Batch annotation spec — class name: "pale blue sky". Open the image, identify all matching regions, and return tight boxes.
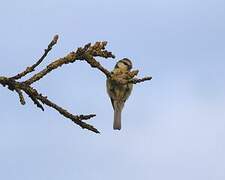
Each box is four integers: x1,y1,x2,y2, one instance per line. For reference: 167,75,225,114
0,0,225,179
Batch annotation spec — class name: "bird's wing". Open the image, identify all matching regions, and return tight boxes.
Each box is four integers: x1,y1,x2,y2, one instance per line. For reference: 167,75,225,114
122,83,133,102
110,98,115,110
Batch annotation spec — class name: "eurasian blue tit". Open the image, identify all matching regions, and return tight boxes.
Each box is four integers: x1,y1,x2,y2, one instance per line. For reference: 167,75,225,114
106,58,133,130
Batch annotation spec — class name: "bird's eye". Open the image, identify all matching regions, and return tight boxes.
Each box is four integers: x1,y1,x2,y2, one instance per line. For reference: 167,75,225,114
122,61,130,67
122,62,132,70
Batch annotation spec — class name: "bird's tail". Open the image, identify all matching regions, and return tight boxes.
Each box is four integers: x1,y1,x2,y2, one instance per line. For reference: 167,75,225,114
113,102,124,130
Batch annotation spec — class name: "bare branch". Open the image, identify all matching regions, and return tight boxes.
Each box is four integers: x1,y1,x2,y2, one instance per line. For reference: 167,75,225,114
11,35,59,80
15,89,26,105
24,51,78,85
0,76,99,133
24,41,115,85
82,54,111,77
34,91,99,133
23,88,45,111
129,76,152,84
0,36,151,134
108,69,151,86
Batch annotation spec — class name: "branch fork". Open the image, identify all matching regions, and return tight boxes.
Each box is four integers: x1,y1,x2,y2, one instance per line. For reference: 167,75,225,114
0,35,151,133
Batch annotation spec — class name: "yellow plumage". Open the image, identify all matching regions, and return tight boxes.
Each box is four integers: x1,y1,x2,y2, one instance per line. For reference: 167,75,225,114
106,59,133,130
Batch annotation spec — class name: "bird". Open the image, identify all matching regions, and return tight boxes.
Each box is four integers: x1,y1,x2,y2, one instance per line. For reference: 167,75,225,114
106,58,133,130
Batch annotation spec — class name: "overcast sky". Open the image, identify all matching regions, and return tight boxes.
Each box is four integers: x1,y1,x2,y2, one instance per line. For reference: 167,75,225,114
0,0,225,179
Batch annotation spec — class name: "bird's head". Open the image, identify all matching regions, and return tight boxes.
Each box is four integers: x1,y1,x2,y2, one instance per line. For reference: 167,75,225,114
114,58,133,71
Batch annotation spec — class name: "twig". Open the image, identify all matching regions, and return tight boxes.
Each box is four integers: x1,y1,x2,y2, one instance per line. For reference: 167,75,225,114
11,35,59,80
0,76,99,133
24,41,115,85
23,88,45,111
15,89,26,105
0,36,151,134
33,90,99,133
129,76,152,84
82,54,111,77
24,51,78,85
108,70,151,85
